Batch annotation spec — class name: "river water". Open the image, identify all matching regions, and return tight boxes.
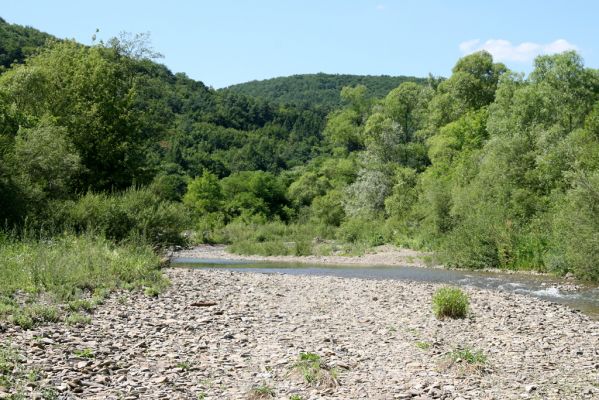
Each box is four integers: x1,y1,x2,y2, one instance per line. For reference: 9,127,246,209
173,257,599,319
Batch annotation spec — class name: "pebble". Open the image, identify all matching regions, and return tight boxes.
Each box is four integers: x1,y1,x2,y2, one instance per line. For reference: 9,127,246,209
1,268,598,399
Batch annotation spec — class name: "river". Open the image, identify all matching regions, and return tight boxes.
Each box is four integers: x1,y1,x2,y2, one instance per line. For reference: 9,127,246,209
172,257,599,319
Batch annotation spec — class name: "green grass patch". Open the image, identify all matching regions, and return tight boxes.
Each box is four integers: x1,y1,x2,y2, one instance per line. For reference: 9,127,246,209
432,287,469,319
291,352,339,388
415,341,431,350
72,348,94,359
65,312,91,326
248,384,275,399
444,347,488,373
0,233,168,328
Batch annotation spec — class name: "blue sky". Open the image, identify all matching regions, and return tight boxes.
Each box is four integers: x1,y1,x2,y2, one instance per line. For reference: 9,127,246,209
2,1,596,88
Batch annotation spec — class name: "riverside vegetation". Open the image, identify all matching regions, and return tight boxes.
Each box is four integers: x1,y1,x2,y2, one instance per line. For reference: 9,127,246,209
0,15,597,324
1,17,599,288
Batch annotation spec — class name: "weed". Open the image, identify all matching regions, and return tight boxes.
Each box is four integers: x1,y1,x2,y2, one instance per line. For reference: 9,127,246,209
289,395,303,400
11,314,33,330
72,348,94,359
70,313,91,326
432,287,469,319
68,299,95,312
415,341,431,350
448,347,487,365
27,305,60,323
144,286,161,297
292,352,339,388
248,384,275,399
65,312,91,326
176,361,192,370
442,347,488,374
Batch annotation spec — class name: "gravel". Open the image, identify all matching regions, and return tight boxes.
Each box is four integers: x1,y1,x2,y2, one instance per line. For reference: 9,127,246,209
2,268,598,399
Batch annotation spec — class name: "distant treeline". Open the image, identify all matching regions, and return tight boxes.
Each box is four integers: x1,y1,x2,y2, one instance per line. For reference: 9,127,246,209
225,73,428,110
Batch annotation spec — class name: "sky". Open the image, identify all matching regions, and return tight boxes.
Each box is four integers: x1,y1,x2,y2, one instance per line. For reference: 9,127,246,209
2,1,597,88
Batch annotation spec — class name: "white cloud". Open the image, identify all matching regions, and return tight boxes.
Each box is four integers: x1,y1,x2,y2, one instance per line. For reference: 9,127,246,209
458,38,578,62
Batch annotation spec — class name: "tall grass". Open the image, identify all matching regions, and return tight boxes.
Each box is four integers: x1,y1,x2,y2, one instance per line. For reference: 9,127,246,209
0,232,168,328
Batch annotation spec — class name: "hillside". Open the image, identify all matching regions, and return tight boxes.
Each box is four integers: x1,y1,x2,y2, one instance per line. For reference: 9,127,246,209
225,73,427,109
0,17,55,71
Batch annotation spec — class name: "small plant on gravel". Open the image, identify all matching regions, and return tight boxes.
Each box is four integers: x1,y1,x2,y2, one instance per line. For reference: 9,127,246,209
73,348,94,359
432,287,469,319
448,347,487,365
292,352,339,388
11,313,34,330
289,395,304,400
415,341,431,350
144,286,161,297
27,305,61,324
176,361,192,370
68,299,95,312
248,384,275,399
65,312,92,326
443,347,488,374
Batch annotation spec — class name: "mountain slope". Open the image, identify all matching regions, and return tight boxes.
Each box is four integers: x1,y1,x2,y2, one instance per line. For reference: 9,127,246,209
224,73,427,109
0,17,55,71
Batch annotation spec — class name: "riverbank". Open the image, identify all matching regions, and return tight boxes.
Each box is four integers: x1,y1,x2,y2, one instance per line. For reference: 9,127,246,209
2,268,597,399
174,244,436,268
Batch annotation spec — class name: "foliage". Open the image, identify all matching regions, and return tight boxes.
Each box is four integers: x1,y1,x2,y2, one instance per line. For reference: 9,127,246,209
432,287,469,319
225,73,426,110
58,187,188,247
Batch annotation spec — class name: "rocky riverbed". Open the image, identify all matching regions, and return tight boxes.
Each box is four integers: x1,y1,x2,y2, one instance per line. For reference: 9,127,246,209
175,244,434,268
2,268,598,399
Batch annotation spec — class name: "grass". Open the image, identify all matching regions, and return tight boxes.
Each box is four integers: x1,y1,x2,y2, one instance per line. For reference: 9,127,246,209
72,348,94,359
0,232,169,329
0,344,57,397
216,221,369,257
289,395,303,400
248,384,275,399
65,312,92,326
448,347,487,364
443,347,488,373
415,341,431,350
291,352,339,388
432,286,470,319
176,361,192,370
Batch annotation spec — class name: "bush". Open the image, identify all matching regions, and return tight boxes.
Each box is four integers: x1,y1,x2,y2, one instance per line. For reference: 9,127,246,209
337,215,387,246
432,287,469,319
59,187,189,247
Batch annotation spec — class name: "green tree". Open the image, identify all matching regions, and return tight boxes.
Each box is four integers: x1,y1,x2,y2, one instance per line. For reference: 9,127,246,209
183,171,223,215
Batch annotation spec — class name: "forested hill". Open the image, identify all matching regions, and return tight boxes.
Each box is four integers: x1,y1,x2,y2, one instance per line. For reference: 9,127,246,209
0,17,55,71
225,73,427,109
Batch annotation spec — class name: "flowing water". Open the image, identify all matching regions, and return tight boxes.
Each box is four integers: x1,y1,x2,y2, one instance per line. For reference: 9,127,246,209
173,257,599,319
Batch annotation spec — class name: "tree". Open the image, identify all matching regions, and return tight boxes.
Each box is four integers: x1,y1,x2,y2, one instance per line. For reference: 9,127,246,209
183,171,223,215
13,122,81,202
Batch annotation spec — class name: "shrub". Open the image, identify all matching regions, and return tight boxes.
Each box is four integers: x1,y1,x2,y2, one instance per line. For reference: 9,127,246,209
61,187,189,247
432,287,469,319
